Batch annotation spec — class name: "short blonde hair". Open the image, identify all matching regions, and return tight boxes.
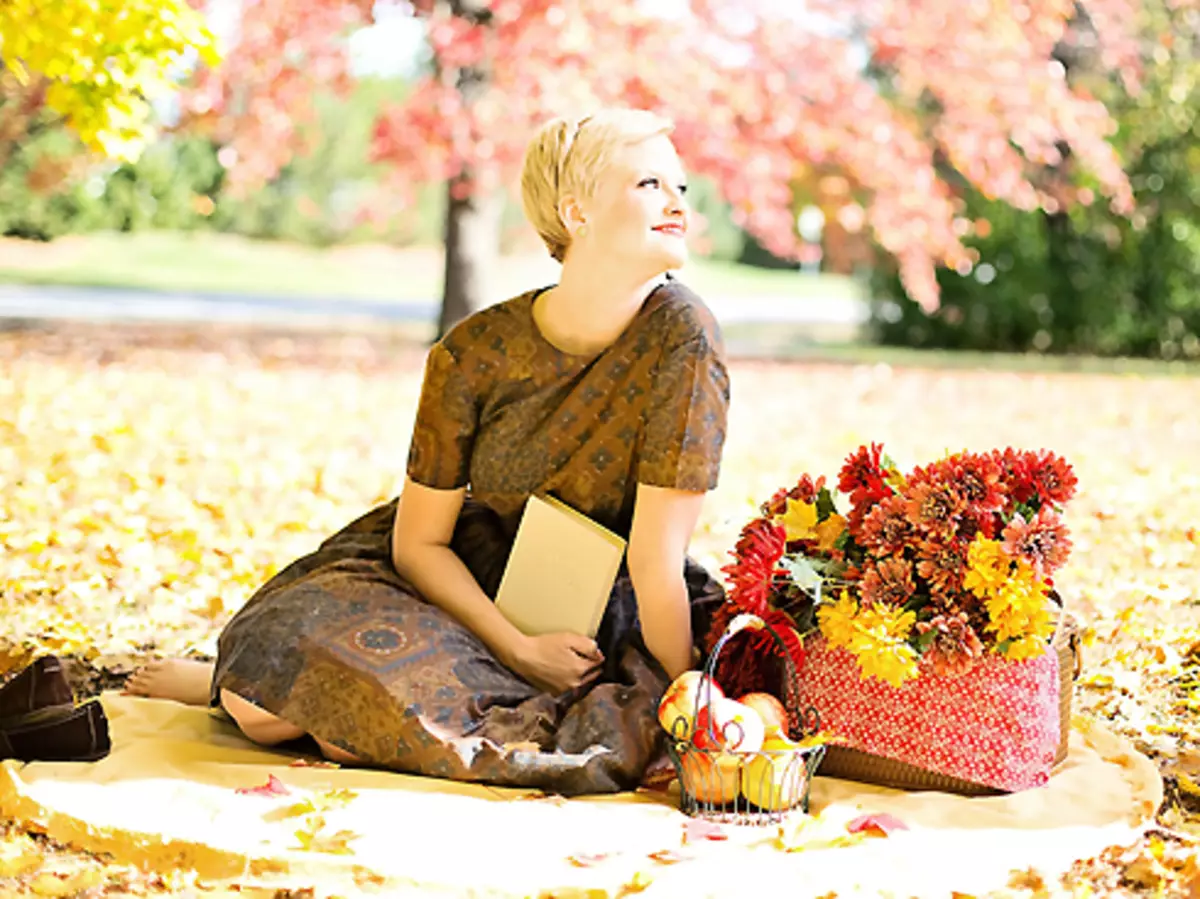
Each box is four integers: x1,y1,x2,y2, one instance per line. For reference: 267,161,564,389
521,108,674,263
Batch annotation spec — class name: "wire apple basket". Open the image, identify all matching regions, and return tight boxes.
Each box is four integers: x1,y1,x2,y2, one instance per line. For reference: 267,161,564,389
663,613,827,826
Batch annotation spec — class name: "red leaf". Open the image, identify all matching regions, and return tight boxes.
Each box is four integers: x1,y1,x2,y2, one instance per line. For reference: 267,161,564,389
682,819,728,843
846,813,909,837
235,774,291,797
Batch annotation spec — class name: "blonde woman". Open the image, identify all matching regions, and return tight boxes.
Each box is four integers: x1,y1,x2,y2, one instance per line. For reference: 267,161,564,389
127,109,730,792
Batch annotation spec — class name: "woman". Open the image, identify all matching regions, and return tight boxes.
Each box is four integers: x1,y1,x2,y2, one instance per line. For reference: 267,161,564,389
126,108,731,793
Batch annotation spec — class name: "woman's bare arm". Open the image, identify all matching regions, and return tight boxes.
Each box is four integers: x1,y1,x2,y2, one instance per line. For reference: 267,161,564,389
627,484,707,680
391,478,526,667
392,478,602,693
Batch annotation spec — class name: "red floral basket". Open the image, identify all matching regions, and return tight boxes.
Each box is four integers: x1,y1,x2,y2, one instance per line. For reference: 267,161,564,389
708,445,1081,794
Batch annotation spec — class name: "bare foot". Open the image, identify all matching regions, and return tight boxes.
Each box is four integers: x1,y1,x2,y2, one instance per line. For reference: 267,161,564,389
124,659,215,707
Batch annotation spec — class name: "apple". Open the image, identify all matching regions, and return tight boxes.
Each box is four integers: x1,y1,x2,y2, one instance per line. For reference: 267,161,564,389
740,733,809,812
657,671,725,740
680,749,741,805
736,692,788,735
692,697,766,754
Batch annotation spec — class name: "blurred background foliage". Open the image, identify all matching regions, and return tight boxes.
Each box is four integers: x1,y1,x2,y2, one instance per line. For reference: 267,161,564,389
1,1,1198,359
871,3,1200,359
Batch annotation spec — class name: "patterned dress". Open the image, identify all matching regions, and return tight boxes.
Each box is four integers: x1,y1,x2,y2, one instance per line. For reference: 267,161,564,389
212,280,731,793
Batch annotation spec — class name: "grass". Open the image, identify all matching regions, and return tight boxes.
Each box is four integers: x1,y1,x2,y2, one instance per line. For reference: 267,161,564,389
0,230,863,303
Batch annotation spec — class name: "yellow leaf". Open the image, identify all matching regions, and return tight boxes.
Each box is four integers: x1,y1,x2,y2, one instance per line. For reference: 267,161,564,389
294,815,359,855
0,835,43,877
1177,773,1200,800
814,514,846,552
279,788,358,819
616,870,654,896
777,499,818,541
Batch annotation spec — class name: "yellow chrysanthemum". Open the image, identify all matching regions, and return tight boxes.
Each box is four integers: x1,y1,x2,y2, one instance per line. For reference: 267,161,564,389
817,590,860,650
856,605,917,639
964,536,1010,598
840,605,920,687
1003,635,1050,662
847,625,920,688
985,571,1055,643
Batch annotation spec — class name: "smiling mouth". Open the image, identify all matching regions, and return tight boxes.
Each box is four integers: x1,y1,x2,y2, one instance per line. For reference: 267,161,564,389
653,225,686,236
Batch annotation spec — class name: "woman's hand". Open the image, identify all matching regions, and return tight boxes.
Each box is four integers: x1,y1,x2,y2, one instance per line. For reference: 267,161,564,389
508,632,604,695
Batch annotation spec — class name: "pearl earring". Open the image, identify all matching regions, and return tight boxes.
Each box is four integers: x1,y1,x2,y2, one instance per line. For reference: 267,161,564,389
577,224,589,239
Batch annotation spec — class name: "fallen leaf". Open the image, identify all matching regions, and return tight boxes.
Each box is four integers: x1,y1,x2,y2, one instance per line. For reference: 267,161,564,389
1178,773,1200,801
235,773,291,797
1007,868,1047,891
647,848,693,865
567,852,614,868
774,817,865,853
616,870,654,896
279,788,357,818
846,813,909,837
293,816,358,855
682,819,728,843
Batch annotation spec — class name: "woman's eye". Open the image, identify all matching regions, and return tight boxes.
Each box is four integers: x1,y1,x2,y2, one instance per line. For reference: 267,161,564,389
677,184,688,195
638,177,660,188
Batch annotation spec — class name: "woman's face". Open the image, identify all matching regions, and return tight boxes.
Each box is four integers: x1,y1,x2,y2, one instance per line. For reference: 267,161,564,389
573,134,690,276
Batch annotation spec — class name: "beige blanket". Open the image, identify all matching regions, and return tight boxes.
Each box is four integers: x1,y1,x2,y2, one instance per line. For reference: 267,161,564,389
0,693,1162,898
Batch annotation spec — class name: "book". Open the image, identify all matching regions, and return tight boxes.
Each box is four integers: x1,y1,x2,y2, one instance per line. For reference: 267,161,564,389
493,494,626,639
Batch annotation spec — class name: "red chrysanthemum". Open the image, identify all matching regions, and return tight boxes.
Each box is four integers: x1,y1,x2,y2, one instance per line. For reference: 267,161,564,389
916,612,985,677
904,480,967,536
759,473,827,517
954,508,998,544
720,518,787,614
838,443,891,505
1001,507,1073,576
707,605,806,701
915,538,967,597
858,557,917,608
859,494,916,554
948,453,1005,513
1025,450,1079,507
990,448,1036,506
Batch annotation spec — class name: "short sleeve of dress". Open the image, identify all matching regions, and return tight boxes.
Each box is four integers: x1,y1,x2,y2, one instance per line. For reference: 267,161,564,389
406,342,478,490
637,302,731,492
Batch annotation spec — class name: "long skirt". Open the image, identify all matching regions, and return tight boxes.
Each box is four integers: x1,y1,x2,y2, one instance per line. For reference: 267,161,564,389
212,497,725,794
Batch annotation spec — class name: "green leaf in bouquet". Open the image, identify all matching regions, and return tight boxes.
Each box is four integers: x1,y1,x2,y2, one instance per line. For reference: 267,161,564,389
815,486,837,521
834,528,852,553
780,555,825,599
913,627,938,651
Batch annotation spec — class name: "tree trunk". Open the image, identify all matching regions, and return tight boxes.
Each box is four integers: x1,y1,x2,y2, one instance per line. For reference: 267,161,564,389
435,0,498,340
438,172,501,338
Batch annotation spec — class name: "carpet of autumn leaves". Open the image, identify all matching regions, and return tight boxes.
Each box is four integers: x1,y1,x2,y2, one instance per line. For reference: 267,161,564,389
1,321,1199,897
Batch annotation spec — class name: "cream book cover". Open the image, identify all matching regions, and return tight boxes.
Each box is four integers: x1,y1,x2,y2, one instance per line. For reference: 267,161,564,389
493,494,626,638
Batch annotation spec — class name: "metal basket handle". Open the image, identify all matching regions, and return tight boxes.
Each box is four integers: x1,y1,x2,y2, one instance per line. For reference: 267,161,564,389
693,612,821,745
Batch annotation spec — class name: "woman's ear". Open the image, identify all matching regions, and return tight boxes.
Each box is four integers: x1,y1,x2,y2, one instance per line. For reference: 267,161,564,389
558,194,588,238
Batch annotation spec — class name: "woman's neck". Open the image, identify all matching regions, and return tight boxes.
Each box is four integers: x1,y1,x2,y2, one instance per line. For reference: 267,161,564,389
536,261,666,356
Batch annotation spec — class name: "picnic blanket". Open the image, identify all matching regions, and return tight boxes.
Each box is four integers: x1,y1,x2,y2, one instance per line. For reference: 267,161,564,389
0,693,1162,898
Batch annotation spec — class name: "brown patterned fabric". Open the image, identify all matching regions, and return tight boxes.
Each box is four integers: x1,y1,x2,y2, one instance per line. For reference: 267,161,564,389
213,281,731,793
408,281,730,536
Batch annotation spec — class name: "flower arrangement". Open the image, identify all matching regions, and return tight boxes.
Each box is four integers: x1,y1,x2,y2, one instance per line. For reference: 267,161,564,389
713,445,1077,689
